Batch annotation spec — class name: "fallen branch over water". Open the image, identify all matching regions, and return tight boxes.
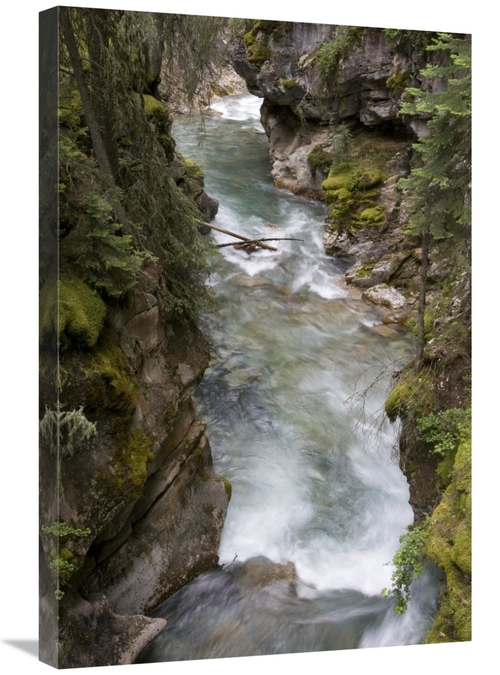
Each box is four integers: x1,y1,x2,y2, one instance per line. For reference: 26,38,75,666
217,237,303,251
197,219,303,253
197,219,278,251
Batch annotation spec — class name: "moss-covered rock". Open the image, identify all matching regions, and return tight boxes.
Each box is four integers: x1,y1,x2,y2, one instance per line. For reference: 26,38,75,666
355,205,384,225
142,94,174,158
243,23,272,64
322,168,356,191
357,168,383,189
40,277,107,348
107,429,155,503
83,338,140,416
307,143,333,176
278,77,297,90
425,426,471,643
220,476,232,501
384,368,435,423
386,69,410,93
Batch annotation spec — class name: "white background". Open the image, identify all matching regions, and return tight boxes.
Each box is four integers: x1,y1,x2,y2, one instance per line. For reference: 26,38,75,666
0,1,494,673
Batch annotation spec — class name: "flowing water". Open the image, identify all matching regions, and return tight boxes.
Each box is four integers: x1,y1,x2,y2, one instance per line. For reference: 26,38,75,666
139,94,439,662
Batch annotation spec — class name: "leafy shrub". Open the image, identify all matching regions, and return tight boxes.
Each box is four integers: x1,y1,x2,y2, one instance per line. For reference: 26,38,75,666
41,521,92,599
382,523,429,613
417,407,470,457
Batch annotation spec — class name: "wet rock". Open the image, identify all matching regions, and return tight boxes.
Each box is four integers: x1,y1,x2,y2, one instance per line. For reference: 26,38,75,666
346,251,411,288
195,190,219,223
233,558,296,594
81,435,228,616
232,273,274,288
362,283,407,310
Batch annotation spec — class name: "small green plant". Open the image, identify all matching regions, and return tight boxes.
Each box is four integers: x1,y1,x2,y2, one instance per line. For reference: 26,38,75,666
417,407,470,457
316,27,362,86
382,523,429,614
41,523,92,540
41,521,91,600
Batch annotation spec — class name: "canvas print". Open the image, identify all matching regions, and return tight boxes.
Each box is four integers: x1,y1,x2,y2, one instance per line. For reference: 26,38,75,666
39,6,471,668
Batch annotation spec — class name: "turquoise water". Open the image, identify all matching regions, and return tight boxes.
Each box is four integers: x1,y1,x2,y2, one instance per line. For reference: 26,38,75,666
139,94,439,662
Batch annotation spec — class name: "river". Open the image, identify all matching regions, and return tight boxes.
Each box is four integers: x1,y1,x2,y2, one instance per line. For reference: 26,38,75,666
139,94,439,663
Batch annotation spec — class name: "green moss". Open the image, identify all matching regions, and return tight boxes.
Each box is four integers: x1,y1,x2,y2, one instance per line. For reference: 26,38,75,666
248,42,271,64
200,470,231,501
451,527,471,575
436,455,455,487
322,170,355,191
220,476,232,501
333,187,352,201
108,429,155,502
308,144,333,176
425,426,471,643
143,94,169,121
386,70,410,93
356,168,383,189
322,165,381,192
244,22,272,64
384,368,435,422
84,338,139,416
59,547,74,561
356,206,384,224
178,155,204,181
355,263,375,279
141,94,173,156
243,30,256,48
279,77,297,90
40,277,106,348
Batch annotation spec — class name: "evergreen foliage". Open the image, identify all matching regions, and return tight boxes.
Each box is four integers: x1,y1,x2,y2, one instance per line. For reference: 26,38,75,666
398,33,471,241
57,8,221,317
383,29,434,54
396,33,471,369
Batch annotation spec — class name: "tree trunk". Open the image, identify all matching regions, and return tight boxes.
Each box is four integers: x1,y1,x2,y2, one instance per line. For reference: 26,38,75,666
85,9,120,180
60,7,130,230
415,230,430,371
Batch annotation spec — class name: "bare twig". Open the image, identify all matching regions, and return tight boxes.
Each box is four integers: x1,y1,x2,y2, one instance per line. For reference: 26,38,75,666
345,357,411,457
222,553,238,570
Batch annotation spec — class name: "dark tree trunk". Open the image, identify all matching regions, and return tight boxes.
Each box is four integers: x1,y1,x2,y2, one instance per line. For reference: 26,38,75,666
85,9,120,180
60,7,130,231
415,230,430,371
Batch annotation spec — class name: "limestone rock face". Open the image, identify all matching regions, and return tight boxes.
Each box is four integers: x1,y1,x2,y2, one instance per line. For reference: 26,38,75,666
40,591,166,669
39,259,229,667
230,22,427,312
232,24,425,130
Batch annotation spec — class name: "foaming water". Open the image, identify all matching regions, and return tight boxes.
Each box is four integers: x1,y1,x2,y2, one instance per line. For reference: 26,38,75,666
139,95,439,663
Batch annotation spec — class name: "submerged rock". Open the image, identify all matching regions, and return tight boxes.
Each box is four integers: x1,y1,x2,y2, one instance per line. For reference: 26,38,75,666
233,557,296,594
